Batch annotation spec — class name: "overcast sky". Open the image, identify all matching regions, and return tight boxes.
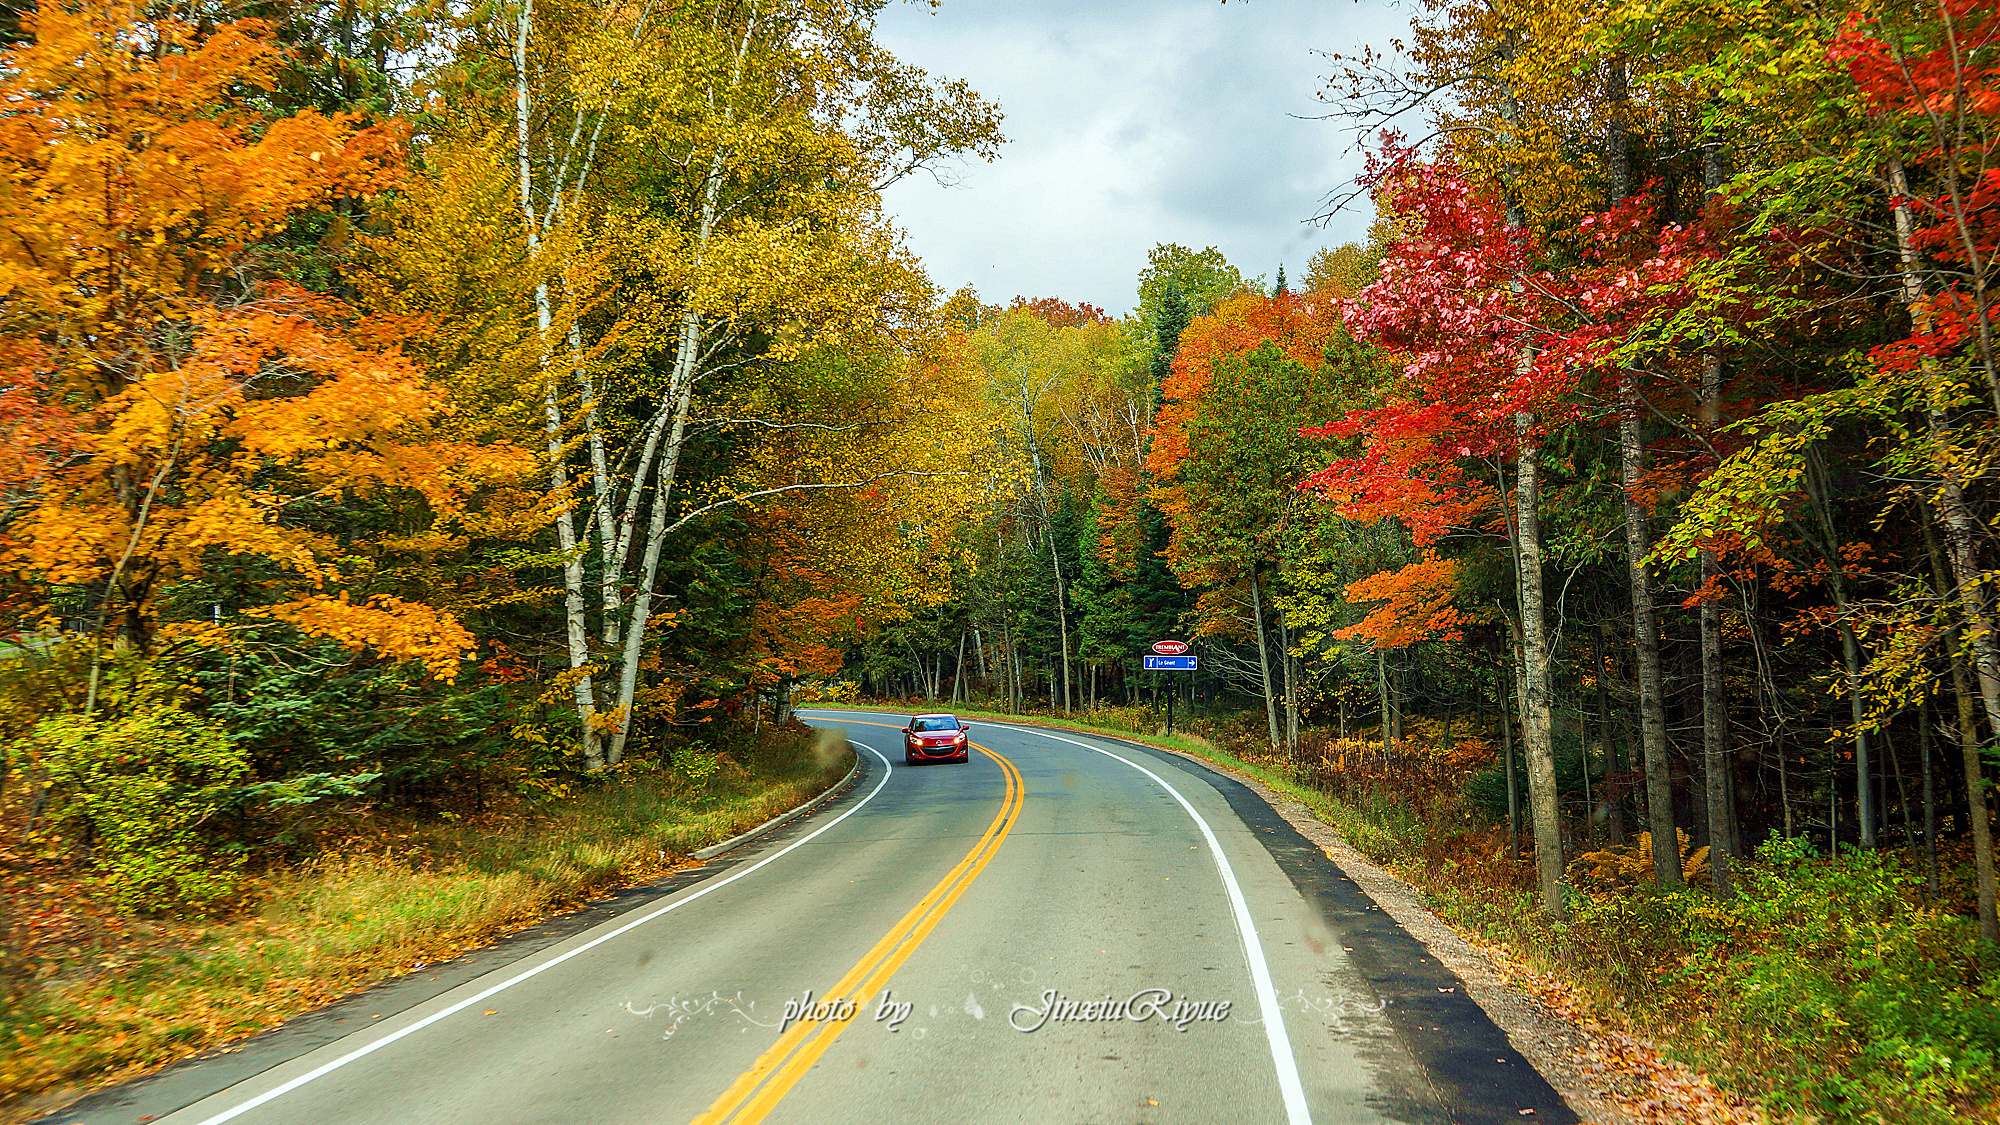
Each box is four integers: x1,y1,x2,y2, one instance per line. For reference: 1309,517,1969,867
874,0,1410,317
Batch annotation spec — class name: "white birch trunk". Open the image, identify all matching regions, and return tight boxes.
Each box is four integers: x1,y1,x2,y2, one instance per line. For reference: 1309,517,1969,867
1496,40,1564,918
1620,386,1680,884
604,6,760,765
578,327,620,648
517,0,601,769
1891,157,1999,940
1517,406,1565,919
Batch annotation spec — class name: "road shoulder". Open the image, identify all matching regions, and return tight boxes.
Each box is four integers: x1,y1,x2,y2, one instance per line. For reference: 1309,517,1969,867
1121,739,1769,1125
1169,754,1634,1125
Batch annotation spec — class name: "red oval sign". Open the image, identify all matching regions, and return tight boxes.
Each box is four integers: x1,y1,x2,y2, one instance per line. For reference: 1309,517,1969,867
1151,639,1189,655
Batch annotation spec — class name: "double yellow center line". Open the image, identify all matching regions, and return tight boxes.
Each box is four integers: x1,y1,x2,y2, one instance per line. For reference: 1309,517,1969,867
691,735,1024,1125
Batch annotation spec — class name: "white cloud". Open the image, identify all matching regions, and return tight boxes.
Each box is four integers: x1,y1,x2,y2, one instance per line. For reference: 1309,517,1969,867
875,0,1408,315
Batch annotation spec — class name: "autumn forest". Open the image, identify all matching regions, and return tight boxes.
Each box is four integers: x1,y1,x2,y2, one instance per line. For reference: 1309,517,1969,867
4,0,2000,1122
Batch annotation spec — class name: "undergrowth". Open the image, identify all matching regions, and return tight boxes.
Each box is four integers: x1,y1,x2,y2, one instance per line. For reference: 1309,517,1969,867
0,723,851,1122
1238,739,2000,1125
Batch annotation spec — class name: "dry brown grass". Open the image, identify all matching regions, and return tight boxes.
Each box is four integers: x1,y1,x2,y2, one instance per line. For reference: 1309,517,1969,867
0,731,849,1123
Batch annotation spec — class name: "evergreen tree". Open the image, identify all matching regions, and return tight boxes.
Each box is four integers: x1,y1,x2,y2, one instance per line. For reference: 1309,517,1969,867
1148,281,1193,406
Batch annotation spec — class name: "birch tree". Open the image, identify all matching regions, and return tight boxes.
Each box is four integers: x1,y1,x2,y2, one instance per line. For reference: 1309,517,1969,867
389,0,998,767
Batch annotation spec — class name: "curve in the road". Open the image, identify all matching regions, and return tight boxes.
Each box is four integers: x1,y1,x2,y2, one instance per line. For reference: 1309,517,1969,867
694,734,1024,1124
992,724,1311,1125
901,713,1582,1125
38,711,1583,1125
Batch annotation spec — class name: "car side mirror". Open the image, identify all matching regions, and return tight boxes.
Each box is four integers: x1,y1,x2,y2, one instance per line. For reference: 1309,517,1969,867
960,723,972,732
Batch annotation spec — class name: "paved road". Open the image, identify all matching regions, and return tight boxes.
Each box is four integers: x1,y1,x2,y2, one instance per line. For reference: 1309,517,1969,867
47,712,1576,1125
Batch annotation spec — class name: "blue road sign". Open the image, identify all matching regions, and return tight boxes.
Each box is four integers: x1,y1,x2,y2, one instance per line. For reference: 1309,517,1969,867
1143,654,1197,671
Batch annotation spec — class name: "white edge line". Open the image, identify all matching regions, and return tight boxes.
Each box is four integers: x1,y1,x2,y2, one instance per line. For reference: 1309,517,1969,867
984,721,1313,1125
183,740,891,1125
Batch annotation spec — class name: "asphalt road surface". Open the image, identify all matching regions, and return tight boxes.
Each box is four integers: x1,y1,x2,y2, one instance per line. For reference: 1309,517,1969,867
46,711,1577,1125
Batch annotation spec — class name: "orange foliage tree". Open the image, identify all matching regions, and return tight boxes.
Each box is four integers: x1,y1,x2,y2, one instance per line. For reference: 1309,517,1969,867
1333,551,1467,649
1146,290,1347,492
0,1,529,681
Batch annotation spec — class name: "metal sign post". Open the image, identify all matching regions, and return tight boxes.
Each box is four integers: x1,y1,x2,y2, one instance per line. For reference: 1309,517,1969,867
1145,641,1196,734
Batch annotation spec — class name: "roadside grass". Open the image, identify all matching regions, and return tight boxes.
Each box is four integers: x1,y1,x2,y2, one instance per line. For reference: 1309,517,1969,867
0,724,852,1123
836,698,2000,1125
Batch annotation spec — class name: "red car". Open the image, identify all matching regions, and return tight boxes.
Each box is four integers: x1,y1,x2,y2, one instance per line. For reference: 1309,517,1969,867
903,714,971,765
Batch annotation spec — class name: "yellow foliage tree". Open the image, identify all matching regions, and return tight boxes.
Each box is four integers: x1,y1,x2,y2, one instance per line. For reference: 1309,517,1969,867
361,0,1001,765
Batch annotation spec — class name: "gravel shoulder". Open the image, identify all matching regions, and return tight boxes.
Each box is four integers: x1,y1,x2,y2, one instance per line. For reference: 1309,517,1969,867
1148,742,1770,1125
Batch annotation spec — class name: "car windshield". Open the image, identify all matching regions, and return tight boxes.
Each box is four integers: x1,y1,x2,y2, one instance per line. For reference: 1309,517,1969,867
911,716,958,732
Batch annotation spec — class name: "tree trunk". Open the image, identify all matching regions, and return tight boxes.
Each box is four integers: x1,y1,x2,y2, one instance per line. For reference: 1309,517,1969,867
1886,723,1913,852
1624,649,1648,832
1799,455,1875,856
516,0,601,769
1697,159,1734,891
1921,703,1939,899
1048,530,1073,715
1377,646,1392,760
1952,646,1998,943
605,9,760,765
1598,622,1627,845
1620,378,1678,884
1607,53,1680,883
1516,410,1566,918
1289,651,1302,750
1390,661,1405,745
1928,519,2000,943
1761,670,1792,839
1011,624,1023,713
1279,609,1299,752
580,344,621,650
1890,156,1998,941
1840,618,1874,848
608,325,700,765
1500,670,1521,861
1926,424,2000,764
1495,45,1564,915
1249,567,1282,746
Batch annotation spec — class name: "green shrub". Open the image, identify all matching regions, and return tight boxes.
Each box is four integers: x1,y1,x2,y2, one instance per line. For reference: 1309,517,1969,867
670,740,722,783
1555,844,2000,1124
1703,847,2000,1123
28,707,250,915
